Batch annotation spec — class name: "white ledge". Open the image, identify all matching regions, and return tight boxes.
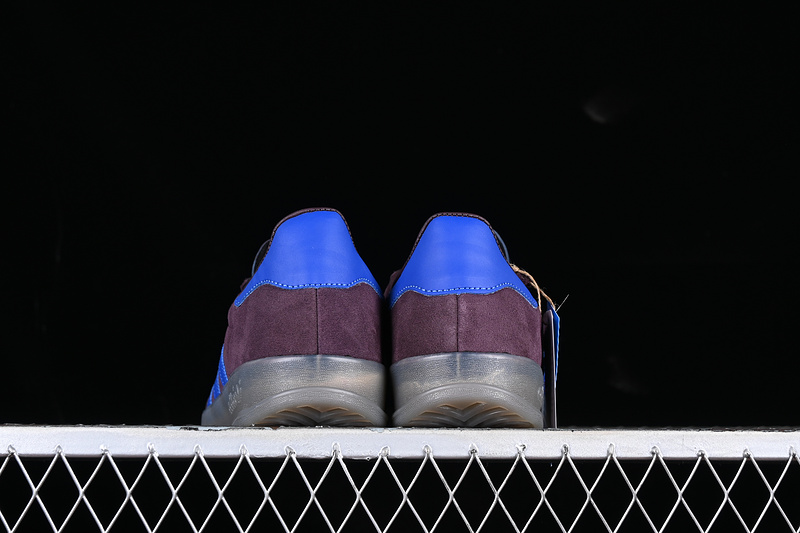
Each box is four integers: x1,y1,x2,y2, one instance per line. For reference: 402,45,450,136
2,426,798,460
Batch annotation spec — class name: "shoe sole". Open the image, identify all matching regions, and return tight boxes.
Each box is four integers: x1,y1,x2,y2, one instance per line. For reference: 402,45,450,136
201,355,388,427
391,352,544,428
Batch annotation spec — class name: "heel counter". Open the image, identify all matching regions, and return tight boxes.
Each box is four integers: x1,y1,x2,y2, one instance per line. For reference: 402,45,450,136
236,209,380,307
388,214,537,308
390,214,541,364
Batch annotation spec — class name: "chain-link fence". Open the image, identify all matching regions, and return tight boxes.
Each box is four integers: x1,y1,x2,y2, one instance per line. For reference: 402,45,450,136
1,427,798,532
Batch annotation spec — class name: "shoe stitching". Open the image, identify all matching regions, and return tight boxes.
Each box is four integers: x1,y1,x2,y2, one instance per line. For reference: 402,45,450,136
455,293,460,352
236,277,381,305
314,288,320,355
390,282,538,308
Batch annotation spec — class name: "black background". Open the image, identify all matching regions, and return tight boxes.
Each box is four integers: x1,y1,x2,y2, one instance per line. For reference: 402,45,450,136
4,4,797,428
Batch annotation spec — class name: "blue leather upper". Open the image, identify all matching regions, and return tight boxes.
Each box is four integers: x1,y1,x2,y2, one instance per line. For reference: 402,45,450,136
389,214,537,308
235,210,381,306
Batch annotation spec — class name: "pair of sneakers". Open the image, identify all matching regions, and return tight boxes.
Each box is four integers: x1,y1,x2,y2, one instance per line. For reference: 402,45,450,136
201,208,556,428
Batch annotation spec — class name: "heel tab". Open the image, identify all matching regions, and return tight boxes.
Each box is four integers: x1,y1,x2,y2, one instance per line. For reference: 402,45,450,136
236,208,380,306
388,213,537,308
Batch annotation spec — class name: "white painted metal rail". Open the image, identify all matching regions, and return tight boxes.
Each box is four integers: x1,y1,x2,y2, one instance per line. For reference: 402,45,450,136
2,426,799,532
4,426,799,460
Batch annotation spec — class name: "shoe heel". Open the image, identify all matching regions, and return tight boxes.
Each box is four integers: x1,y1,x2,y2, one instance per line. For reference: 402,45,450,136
391,352,544,427
202,355,387,426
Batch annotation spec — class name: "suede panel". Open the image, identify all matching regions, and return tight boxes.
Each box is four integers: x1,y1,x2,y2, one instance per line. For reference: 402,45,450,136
391,292,458,363
458,289,542,365
222,283,383,375
317,284,382,362
223,285,318,374
391,288,541,365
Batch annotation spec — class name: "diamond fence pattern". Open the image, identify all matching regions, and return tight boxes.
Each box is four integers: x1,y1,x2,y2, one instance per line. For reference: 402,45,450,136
1,427,799,532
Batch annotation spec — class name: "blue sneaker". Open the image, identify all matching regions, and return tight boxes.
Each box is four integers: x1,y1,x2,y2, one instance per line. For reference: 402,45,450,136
386,213,551,427
202,208,388,426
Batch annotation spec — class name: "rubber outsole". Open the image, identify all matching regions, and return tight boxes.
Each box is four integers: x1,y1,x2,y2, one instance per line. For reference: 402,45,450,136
390,352,544,428
201,355,388,427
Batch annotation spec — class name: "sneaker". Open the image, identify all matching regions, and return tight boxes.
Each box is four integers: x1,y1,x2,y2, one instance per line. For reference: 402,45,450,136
202,208,388,426
386,213,549,427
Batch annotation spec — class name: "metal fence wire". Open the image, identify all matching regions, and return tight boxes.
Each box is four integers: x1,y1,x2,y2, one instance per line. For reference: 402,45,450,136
1,427,798,533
